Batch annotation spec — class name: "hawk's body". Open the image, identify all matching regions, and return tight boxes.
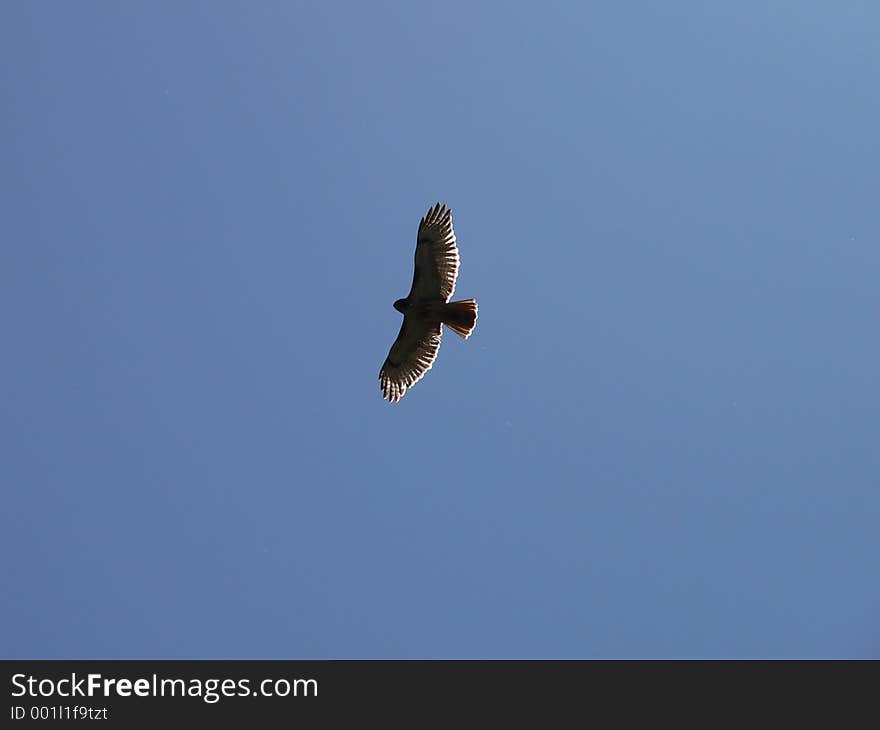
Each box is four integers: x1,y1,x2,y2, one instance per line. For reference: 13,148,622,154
379,203,478,402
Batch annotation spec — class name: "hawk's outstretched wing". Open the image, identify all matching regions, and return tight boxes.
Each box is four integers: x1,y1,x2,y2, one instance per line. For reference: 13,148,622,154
407,203,459,302
379,315,442,403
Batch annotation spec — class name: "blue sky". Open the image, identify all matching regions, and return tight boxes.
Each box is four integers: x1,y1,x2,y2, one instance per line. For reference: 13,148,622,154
3,2,878,658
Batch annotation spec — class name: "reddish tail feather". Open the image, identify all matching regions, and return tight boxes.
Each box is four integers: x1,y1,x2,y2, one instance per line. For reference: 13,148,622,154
442,299,478,339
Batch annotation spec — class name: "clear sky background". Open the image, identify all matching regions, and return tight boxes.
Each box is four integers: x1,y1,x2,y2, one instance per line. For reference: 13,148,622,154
3,2,878,659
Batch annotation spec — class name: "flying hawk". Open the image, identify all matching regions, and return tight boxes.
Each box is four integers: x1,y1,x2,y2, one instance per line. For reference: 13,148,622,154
379,203,478,402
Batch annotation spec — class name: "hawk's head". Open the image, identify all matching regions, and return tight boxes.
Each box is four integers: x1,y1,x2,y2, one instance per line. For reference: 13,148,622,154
393,298,409,313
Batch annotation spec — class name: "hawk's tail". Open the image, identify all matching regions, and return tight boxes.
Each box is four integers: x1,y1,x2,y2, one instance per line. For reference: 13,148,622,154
442,299,478,339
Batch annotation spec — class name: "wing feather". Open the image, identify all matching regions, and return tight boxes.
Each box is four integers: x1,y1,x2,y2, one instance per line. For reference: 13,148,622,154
408,203,460,302
379,315,442,403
